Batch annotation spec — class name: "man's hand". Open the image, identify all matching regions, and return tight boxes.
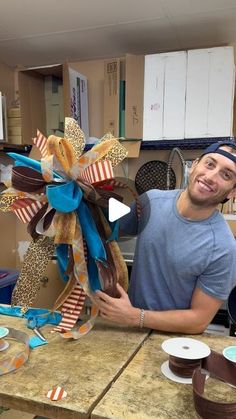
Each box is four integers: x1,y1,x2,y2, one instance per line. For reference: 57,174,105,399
93,283,140,327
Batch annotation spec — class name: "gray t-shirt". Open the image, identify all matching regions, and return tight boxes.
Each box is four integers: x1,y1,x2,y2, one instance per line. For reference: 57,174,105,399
120,189,236,310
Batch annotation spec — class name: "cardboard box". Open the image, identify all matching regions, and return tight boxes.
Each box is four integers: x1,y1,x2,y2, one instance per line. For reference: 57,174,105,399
16,59,109,144
0,211,16,268
15,218,65,309
16,63,90,144
7,107,21,118
8,135,22,144
104,58,120,137
125,54,144,140
8,126,21,136
67,67,89,139
121,140,141,158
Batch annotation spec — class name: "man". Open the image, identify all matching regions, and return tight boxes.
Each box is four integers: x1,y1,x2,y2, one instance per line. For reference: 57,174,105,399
94,141,236,334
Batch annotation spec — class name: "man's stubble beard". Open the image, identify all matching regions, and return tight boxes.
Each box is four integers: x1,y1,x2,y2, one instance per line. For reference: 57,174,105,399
186,181,229,208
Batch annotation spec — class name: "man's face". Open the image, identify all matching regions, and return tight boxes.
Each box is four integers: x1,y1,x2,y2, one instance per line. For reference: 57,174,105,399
187,148,236,207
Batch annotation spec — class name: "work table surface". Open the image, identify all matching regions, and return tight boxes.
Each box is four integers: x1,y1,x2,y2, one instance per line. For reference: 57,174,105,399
92,331,236,419
0,313,236,419
0,314,149,419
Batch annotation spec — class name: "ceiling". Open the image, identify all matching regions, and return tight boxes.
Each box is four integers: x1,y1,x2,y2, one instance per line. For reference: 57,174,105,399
1,0,236,68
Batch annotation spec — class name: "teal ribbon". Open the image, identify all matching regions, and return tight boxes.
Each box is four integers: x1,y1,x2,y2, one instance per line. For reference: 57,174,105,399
101,209,120,242
77,200,106,262
46,180,82,212
46,180,106,290
0,305,61,329
56,244,70,282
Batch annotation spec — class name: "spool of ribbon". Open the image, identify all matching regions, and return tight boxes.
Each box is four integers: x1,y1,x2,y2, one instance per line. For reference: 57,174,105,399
193,350,236,419
0,327,9,351
0,327,30,375
161,337,211,384
168,355,202,379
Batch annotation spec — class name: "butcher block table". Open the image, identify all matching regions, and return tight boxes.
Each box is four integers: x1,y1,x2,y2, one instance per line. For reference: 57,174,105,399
91,331,236,419
0,313,150,419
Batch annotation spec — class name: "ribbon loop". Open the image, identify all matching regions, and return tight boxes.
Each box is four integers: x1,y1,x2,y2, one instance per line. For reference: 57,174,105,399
47,181,82,213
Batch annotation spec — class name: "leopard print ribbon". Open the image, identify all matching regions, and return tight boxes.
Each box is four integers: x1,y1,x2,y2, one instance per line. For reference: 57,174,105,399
11,236,55,313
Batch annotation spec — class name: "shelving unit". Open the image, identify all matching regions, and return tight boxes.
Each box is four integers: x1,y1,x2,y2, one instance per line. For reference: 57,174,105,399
2,136,235,154
85,136,236,152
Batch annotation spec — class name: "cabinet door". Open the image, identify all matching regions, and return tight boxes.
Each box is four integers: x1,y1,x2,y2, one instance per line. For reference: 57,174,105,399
208,47,235,137
185,49,209,138
143,54,164,140
143,51,187,140
185,46,235,138
162,51,187,139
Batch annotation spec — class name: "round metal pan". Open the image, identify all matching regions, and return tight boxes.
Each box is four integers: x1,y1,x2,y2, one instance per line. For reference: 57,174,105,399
135,160,176,195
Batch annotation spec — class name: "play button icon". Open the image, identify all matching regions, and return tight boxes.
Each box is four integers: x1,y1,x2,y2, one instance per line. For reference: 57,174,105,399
108,198,131,222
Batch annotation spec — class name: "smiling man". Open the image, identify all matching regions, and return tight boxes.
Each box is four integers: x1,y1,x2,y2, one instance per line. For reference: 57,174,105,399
94,141,236,334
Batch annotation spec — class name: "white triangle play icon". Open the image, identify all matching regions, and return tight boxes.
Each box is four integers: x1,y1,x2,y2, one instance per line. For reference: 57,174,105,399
108,198,131,222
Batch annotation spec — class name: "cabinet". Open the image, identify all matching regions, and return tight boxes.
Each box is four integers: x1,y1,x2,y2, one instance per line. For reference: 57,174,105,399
185,47,235,138
143,51,187,140
141,46,235,141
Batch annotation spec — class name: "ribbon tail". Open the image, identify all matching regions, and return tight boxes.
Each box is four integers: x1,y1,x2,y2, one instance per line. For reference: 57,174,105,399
61,304,99,340
52,283,86,333
51,273,77,312
11,236,55,312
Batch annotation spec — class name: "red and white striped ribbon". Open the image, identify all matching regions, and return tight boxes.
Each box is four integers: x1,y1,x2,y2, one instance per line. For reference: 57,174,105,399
80,160,114,185
53,283,86,332
33,129,48,158
11,198,44,223
46,386,67,401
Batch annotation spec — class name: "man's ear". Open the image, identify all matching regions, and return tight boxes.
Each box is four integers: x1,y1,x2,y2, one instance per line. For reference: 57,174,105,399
189,158,199,173
226,187,236,201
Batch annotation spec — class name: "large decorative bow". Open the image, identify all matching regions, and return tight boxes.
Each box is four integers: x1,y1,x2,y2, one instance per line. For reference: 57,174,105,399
0,118,129,339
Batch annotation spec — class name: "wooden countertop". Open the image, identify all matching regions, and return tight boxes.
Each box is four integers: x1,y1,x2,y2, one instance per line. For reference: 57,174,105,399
0,314,149,419
91,331,236,419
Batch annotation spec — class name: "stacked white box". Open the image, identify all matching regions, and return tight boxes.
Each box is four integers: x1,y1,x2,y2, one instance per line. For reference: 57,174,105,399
143,51,187,140
142,46,235,141
185,46,235,138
